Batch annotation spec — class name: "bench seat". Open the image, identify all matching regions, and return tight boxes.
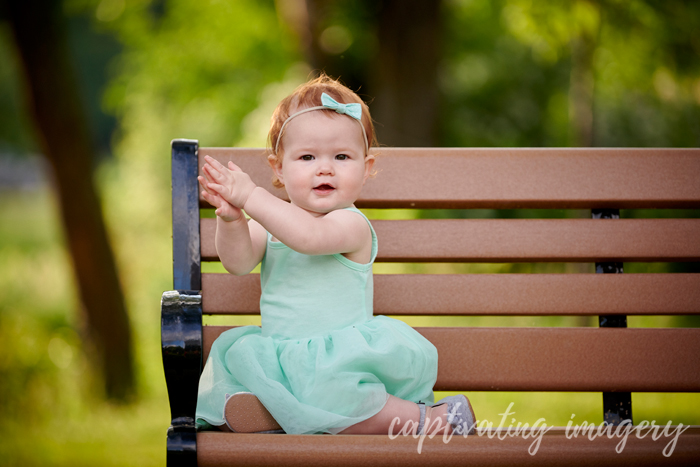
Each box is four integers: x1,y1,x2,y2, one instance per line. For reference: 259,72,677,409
197,428,700,467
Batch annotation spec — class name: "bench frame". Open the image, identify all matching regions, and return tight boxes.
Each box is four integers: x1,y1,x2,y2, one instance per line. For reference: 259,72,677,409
163,139,202,467
162,139,700,466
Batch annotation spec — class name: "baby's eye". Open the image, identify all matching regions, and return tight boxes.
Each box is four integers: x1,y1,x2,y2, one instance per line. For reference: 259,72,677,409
301,155,315,161
335,154,349,160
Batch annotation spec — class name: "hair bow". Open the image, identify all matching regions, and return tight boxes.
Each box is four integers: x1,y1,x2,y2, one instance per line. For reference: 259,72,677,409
274,92,369,155
321,93,362,120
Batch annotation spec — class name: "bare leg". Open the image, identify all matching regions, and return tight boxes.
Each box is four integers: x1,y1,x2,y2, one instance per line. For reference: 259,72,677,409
339,395,418,434
339,395,453,435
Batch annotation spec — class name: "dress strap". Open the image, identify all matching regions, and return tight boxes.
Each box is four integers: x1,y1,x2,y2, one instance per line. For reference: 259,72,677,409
340,207,378,265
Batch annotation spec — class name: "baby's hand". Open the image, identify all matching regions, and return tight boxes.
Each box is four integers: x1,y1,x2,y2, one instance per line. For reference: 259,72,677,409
198,171,243,222
201,156,257,210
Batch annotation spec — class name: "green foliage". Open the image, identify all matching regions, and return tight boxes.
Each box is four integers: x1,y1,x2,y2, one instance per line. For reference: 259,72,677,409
93,0,300,146
440,0,571,146
440,0,700,147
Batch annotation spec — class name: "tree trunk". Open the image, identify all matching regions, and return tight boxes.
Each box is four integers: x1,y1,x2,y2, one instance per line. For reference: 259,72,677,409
370,0,441,146
276,0,442,147
6,0,135,401
568,1,601,326
569,1,600,147
275,0,368,93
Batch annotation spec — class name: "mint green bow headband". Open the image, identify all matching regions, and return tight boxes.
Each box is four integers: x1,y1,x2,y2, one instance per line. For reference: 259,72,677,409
274,92,369,155
321,93,362,119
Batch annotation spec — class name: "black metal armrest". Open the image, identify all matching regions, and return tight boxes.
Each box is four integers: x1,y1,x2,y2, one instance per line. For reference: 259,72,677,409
162,290,202,467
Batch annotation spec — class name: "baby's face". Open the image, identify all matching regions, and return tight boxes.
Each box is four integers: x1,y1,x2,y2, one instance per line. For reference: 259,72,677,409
271,111,373,216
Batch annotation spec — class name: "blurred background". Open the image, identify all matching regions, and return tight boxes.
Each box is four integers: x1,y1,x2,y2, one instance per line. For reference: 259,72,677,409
1,0,699,465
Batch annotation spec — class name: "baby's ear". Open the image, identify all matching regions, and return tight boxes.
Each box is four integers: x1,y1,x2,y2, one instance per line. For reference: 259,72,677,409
363,154,376,183
268,154,284,185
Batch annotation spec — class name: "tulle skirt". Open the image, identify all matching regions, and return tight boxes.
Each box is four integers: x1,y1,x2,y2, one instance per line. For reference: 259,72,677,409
195,315,438,434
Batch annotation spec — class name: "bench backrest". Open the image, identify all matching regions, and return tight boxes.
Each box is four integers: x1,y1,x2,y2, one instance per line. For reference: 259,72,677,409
171,140,700,423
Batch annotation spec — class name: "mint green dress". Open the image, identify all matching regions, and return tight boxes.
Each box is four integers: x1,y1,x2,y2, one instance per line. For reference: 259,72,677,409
195,208,437,434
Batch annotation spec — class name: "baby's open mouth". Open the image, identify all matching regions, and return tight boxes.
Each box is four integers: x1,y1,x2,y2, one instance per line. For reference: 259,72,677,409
313,184,335,194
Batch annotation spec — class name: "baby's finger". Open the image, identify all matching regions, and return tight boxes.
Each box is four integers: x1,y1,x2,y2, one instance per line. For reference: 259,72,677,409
198,176,217,195
205,155,227,172
203,164,225,182
198,176,209,191
202,162,213,175
228,161,243,172
198,175,211,188
201,190,221,208
207,182,226,196
201,168,219,186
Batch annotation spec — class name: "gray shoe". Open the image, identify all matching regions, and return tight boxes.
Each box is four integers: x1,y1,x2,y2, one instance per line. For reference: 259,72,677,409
433,395,476,435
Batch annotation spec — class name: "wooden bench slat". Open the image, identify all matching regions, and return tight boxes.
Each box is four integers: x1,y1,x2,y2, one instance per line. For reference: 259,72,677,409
202,326,700,392
199,147,700,209
198,428,700,467
201,273,700,316
201,218,700,262
202,273,261,313
428,327,700,392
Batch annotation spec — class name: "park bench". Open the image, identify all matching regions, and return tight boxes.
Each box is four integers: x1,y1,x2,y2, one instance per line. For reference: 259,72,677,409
162,139,700,466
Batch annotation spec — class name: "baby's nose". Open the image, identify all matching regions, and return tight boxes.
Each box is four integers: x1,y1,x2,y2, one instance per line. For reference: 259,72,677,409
317,160,335,175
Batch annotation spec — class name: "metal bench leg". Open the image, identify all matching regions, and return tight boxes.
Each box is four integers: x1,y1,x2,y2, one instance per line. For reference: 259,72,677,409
593,208,633,426
162,290,202,467
167,427,197,467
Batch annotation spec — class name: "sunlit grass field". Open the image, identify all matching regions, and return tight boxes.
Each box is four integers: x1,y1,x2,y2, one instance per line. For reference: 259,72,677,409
0,188,169,467
1,187,698,466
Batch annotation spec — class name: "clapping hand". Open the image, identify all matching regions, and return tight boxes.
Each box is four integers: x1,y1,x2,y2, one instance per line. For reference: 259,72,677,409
198,156,257,222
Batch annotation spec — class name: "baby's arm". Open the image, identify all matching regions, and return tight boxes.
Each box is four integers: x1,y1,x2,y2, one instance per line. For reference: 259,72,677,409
214,215,267,275
202,156,369,257
198,168,266,275
245,190,370,257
